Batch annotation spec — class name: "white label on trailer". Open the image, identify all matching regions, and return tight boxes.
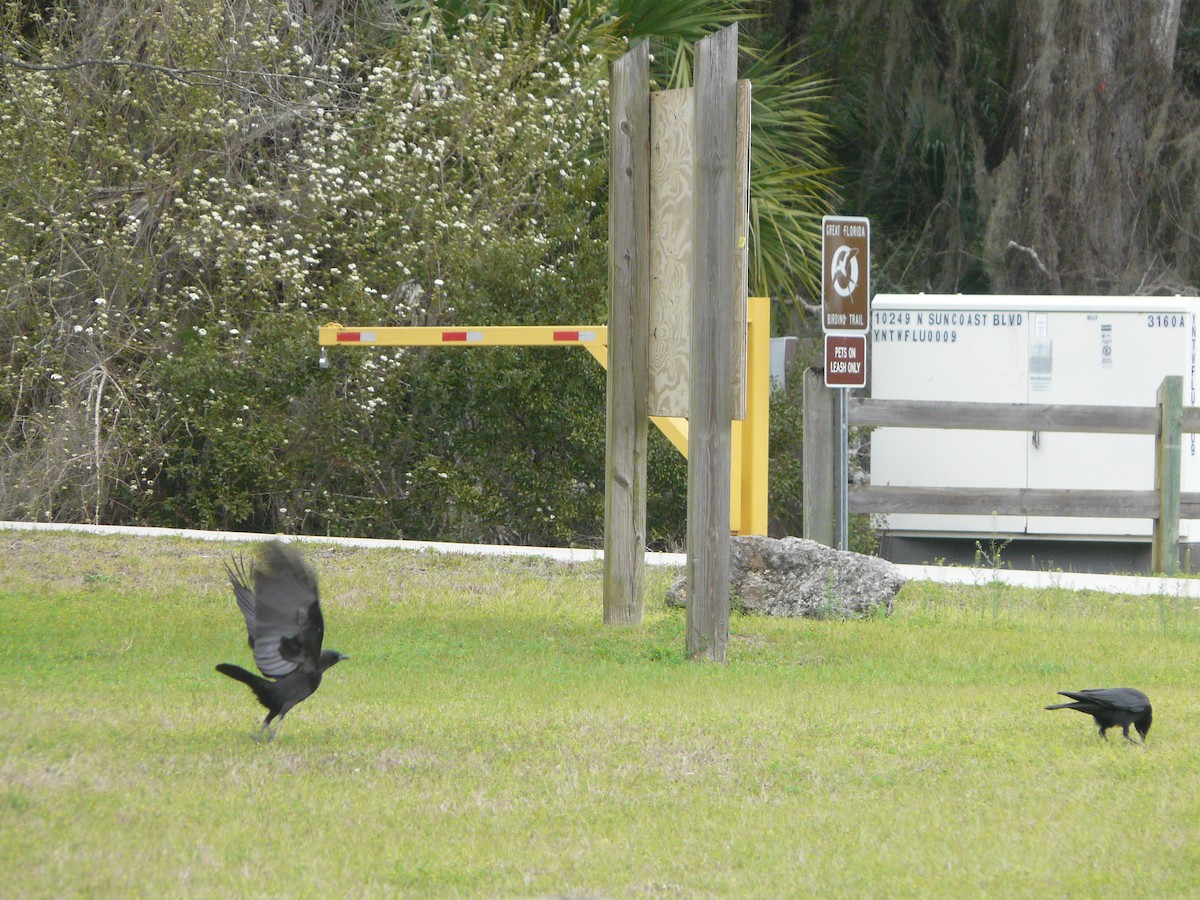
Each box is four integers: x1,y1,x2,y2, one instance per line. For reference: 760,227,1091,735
871,310,1023,344
1029,339,1052,392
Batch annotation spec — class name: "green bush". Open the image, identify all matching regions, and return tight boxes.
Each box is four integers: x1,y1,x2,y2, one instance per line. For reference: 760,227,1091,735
0,2,639,542
1,2,833,549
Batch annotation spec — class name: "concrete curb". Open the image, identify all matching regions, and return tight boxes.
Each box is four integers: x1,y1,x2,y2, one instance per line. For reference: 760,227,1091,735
4,520,1198,598
0,519,686,567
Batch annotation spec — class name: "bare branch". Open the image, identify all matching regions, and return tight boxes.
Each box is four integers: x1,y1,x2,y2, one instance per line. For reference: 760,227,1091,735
1005,240,1051,279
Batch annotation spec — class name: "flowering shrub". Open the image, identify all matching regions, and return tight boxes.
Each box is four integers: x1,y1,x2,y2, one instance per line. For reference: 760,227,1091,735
0,1,653,543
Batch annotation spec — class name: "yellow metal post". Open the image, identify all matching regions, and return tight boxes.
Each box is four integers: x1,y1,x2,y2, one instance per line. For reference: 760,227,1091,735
730,421,744,534
737,295,770,535
592,296,770,535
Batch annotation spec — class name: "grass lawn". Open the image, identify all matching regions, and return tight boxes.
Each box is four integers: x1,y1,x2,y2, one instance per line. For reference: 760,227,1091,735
2,530,1199,897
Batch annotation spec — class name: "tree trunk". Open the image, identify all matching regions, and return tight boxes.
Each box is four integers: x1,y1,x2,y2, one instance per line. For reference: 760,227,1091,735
983,0,1183,294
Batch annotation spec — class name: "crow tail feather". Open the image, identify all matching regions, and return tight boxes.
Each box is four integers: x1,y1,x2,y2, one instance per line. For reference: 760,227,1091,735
216,663,265,687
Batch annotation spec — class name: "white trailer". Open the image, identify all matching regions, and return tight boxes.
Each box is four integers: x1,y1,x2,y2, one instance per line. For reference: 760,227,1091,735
869,294,1199,547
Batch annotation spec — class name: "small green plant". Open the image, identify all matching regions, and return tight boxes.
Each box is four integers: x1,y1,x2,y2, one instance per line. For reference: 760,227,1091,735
815,568,849,620
974,521,1013,620
973,534,1013,573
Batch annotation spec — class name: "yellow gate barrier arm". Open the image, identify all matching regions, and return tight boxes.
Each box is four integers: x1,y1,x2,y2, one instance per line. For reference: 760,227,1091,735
318,296,770,536
317,324,607,347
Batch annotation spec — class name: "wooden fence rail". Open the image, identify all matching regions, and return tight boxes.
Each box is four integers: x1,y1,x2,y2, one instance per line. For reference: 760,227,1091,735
803,372,1194,574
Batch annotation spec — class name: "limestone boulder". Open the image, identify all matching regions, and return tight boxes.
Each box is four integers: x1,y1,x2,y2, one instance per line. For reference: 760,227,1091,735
666,535,905,619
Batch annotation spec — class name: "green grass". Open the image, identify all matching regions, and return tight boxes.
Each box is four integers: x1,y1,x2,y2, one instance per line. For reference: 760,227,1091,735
3,531,1200,897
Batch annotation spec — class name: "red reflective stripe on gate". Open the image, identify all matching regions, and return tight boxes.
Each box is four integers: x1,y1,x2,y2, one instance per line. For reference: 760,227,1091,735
336,332,361,342
442,331,468,342
553,331,579,342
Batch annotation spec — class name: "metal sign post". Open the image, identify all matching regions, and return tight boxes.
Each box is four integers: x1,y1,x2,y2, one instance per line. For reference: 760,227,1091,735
821,215,871,550
836,388,849,550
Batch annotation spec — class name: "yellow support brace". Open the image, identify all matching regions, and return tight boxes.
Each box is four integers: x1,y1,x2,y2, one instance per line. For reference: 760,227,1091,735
319,297,770,535
604,296,769,535
739,295,771,536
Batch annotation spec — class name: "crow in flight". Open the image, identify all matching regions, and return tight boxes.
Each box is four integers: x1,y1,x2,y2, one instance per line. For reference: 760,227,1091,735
1045,688,1152,744
216,542,348,741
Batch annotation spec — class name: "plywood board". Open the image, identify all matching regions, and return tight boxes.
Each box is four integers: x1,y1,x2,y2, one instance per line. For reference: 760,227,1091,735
732,78,750,421
648,82,750,420
648,88,693,418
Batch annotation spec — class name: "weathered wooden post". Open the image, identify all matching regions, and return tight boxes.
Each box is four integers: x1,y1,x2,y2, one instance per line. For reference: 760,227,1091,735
603,42,651,625
1153,375,1183,575
685,24,738,662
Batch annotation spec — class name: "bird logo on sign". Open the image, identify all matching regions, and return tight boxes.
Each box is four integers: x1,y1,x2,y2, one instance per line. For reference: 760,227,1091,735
830,245,860,299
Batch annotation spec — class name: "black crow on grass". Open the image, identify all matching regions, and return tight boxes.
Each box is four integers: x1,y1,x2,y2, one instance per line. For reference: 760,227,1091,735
1045,688,1152,744
216,542,347,741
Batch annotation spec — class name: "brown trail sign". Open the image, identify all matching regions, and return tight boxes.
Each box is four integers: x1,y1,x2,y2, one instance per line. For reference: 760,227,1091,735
821,214,871,550
822,216,870,333
824,334,867,389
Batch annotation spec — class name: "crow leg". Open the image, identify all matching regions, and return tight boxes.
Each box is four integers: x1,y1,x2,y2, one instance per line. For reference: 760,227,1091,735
1120,725,1141,745
255,712,276,742
266,710,289,742
1098,725,1109,741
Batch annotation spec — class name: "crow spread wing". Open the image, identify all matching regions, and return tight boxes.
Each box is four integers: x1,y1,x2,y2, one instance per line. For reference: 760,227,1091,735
249,542,324,677
223,555,257,650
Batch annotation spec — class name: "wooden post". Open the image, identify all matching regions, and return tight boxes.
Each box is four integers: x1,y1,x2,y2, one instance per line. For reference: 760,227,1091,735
1153,375,1183,575
803,367,836,546
604,42,650,625
686,24,737,662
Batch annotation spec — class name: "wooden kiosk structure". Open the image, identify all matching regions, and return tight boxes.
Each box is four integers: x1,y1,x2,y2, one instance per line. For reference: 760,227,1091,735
320,25,754,662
